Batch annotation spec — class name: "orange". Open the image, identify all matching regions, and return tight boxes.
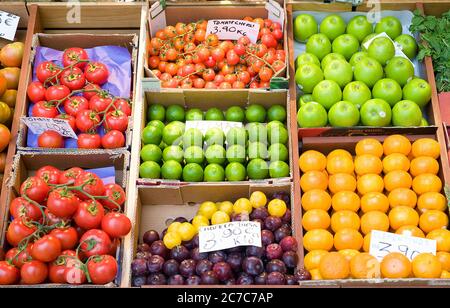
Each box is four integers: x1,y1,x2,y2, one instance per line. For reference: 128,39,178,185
380,252,412,278
357,174,384,195
331,191,360,212
412,253,442,278
360,211,390,235
412,173,442,195
331,210,361,233
419,210,449,234
410,156,439,177
436,252,450,271
363,232,371,252
383,170,412,192
361,192,389,213
411,138,440,159
395,225,425,238
350,253,381,279
388,188,417,208
299,150,327,173
382,153,410,173
426,229,450,252
388,206,419,230
354,154,383,176
338,249,360,262
301,189,332,211
441,270,450,278
310,268,323,280
302,209,331,231
327,149,352,160
383,135,411,156
303,229,334,252
300,170,328,192
327,154,354,175
417,192,447,213
304,250,329,271
319,252,350,279
334,228,364,250
328,173,356,193
355,138,384,158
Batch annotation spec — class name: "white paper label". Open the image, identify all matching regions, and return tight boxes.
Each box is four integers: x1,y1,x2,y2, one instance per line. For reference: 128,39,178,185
362,32,413,66
185,120,243,135
148,1,166,37
22,117,78,139
206,20,260,44
266,0,284,31
199,221,262,253
369,230,437,261
0,11,20,41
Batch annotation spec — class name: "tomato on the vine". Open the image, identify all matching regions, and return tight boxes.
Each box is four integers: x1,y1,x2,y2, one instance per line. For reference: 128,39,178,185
226,50,240,66
47,187,79,218
56,113,76,131
0,261,19,285
36,61,61,84
87,255,118,285
44,209,67,227
62,47,89,69
9,197,42,222
20,260,48,284
45,85,71,102
20,176,50,203
48,250,77,283
36,165,61,185
101,130,125,149
38,131,64,149
59,167,85,185
82,83,101,101
64,258,87,284
27,81,46,103
63,96,89,117
79,229,111,258
84,62,109,85
77,133,102,149
148,56,160,69
75,109,100,133
74,200,105,229
50,227,78,250
105,110,128,132
5,244,32,268
89,93,112,113
259,66,273,82
100,183,125,210
31,101,58,118
6,219,37,247
101,213,131,238
60,67,86,91
112,98,131,116
31,235,62,262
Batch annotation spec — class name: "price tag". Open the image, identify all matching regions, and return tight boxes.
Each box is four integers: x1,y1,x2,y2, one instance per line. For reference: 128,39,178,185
206,20,260,44
369,230,437,261
185,120,243,135
199,221,262,253
362,32,413,65
148,0,167,37
0,10,20,41
266,0,284,31
22,117,78,139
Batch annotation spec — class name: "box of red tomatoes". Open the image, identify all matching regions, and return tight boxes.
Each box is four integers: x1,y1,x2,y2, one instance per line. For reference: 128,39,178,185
17,33,138,151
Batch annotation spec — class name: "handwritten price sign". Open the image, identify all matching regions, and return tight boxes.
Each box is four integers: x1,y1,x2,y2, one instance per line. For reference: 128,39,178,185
22,117,78,139
199,221,262,253
206,20,260,44
0,11,20,41
369,230,437,261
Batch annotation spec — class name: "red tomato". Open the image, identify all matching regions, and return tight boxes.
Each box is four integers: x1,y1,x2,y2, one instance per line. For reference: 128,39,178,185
36,61,61,84
0,261,19,285
113,98,132,116
272,28,283,41
20,260,48,284
226,50,240,66
214,74,225,85
74,200,104,229
20,176,50,203
151,69,161,79
48,250,77,283
82,83,101,100
89,94,112,113
77,133,102,149
63,96,89,117
260,81,270,88
271,22,282,31
100,183,125,210
38,131,64,149
64,258,87,285
31,235,61,262
49,227,78,250
62,47,89,69
59,167,85,185
87,255,118,285
9,197,42,222
101,212,131,238
219,82,232,89
101,130,125,149
5,245,32,268
224,74,237,84
211,48,225,62
31,101,58,118
75,109,100,133
204,56,216,68
158,61,168,73
161,78,179,88
36,165,61,185
47,188,79,218
259,66,273,82
44,209,66,227
73,172,105,198
272,60,285,73
193,78,205,89
27,81,46,103
204,81,217,89
45,85,71,102
238,36,251,45
79,229,111,258
206,34,219,46
202,69,215,82
250,81,260,88
84,62,109,85
60,67,86,90
232,81,246,89
105,110,128,132
6,220,37,247
56,114,76,131
237,71,251,84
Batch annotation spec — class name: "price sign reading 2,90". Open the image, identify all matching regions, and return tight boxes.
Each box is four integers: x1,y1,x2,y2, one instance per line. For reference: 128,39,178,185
198,221,262,253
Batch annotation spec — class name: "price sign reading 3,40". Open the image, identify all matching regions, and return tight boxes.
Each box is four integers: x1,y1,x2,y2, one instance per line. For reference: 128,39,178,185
199,221,262,253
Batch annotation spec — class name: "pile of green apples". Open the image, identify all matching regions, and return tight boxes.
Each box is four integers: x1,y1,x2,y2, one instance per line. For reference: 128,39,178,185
294,13,432,128
139,104,290,182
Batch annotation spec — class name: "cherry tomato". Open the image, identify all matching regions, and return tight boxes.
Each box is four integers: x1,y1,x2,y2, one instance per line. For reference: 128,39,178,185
50,227,78,250
56,113,76,131
211,48,225,62
64,258,86,285
271,22,282,31
75,109,100,133
82,83,101,101
259,66,273,82
74,200,104,229
232,81,246,89
204,56,216,68
161,78,178,88
204,81,217,89
237,71,251,84
272,60,285,73
224,74,237,84
63,96,89,117
36,165,61,185
87,255,118,285
193,78,205,89
158,61,167,73
79,229,111,258
45,85,70,102
6,219,36,247
148,56,160,69
214,74,225,85
60,67,86,90
20,176,49,203
38,131,64,149
261,34,278,48
165,63,178,77
105,110,128,132
31,235,61,262
272,28,283,41
89,93,112,113
100,183,126,211
31,101,58,118
101,130,125,149
238,36,251,45
165,48,178,62
206,34,219,46
36,61,61,84
219,82,232,89
77,133,102,149
260,81,271,88
221,64,235,75
101,212,131,238
59,167,85,185
5,245,32,268
0,261,19,285
47,188,79,218
27,81,46,103
160,73,171,82
9,197,42,222
250,81,260,89
226,50,240,66
84,62,109,85
62,47,89,69
113,98,131,116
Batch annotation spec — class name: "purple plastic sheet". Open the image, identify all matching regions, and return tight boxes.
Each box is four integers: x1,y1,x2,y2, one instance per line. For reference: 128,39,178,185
27,45,132,148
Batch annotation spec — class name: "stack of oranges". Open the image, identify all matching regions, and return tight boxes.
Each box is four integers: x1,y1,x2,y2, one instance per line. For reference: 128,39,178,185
299,135,450,280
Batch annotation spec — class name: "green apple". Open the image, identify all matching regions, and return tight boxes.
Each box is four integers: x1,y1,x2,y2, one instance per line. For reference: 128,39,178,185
421,118,429,126
298,94,314,106
328,101,360,127
347,15,373,42
312,80,342,109
295,63,324,94
294,14,318,42
306,33,332,61
367,37,395,66
403,78,432,108
343,81,372,109
360,98,392,126
392,100,422,127
394,34,418,60
372,78,402,107
361,33,378,51
349,51,369,66
332,34,360,61
323,59,353,88
297,102,328,128
321,53,346,70
375,16,402,39
295,52,320,69
384,56,414,87
320,14,346,41
354,57,383,88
